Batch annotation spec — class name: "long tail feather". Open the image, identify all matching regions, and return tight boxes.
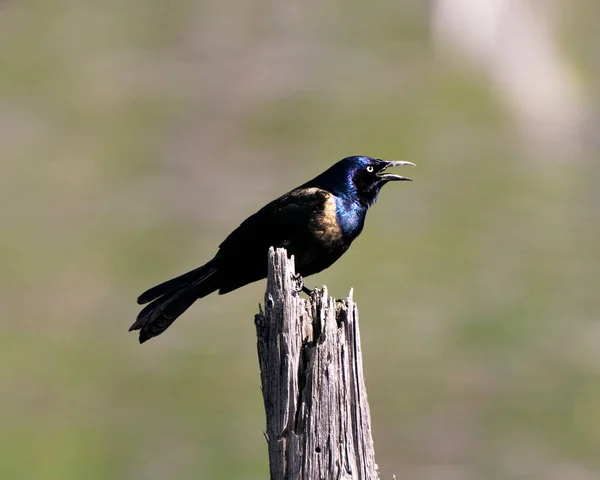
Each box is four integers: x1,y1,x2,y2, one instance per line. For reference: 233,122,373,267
137,265,208,305
131,262,220,343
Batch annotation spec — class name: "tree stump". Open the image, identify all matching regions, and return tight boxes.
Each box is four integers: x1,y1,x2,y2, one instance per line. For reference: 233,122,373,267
255,247,379,480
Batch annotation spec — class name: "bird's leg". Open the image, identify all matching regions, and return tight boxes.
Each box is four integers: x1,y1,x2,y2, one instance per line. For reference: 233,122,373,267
292,273,315,296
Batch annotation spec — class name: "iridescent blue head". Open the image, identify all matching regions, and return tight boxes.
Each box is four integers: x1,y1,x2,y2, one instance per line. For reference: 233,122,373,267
309,155,415,207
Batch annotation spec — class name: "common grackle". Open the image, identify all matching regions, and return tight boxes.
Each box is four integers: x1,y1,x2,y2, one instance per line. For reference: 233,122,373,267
130,156,414,343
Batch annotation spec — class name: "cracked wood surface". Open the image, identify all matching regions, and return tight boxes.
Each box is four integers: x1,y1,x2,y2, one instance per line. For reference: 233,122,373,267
255,247,379,480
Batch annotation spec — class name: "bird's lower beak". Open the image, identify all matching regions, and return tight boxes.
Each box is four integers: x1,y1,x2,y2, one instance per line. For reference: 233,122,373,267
377,160,416,182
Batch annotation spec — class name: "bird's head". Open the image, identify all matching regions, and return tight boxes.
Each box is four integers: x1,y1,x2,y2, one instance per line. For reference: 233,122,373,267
314,156,415,207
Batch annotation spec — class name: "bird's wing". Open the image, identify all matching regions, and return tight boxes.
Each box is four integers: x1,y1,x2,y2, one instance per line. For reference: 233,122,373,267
217,186,331,256
215,186,341,294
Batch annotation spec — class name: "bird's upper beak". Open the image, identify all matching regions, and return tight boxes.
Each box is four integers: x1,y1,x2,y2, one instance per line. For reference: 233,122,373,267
377,160,416,182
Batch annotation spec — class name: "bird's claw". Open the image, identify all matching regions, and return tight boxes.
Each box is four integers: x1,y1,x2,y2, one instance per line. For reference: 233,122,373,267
291,273,304,293
292,273,314,295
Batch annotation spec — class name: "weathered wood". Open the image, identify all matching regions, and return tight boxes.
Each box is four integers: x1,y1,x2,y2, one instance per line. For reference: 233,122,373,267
255,247,379,480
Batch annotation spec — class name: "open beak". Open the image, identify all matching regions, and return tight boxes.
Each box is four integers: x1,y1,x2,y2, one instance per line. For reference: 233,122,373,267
377,160,416,182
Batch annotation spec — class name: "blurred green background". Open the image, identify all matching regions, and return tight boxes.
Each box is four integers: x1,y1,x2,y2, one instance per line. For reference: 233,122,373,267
2,1,599,478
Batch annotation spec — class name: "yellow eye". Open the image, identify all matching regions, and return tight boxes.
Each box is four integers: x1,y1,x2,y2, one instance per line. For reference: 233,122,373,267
366,166,374,173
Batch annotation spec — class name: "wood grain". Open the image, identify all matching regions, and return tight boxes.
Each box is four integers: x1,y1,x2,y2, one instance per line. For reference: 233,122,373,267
255,247,379,480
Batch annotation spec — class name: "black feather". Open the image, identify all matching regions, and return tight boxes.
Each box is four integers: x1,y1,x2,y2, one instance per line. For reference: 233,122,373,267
130,264,219,343
132,155,414,343
137,265,210,304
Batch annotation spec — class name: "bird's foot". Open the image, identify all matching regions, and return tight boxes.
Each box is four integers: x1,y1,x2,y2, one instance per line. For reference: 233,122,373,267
291,273,304,293
290,273,310,294
292,273,315,296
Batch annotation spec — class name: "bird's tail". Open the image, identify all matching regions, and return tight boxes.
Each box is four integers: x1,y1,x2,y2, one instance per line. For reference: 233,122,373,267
130,260,220,343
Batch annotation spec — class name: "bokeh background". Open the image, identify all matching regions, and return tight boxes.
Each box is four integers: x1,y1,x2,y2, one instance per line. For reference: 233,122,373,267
2,1,599,478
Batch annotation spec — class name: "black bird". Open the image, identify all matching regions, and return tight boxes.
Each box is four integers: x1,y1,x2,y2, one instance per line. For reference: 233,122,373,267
131,155,414,343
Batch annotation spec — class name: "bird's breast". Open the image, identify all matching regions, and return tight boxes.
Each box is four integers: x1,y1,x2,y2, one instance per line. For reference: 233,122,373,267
282,189,366,276
310,194,365,248
332,196,366,240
